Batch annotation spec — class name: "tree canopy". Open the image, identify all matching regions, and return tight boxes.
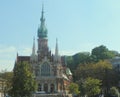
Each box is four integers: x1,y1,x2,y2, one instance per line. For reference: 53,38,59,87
75,60,120,95
10,62,37,97
75,60,112,80
91,45,115,61
66,45,116,74
83,77,101,97
0,71,13,96
68,82,80,95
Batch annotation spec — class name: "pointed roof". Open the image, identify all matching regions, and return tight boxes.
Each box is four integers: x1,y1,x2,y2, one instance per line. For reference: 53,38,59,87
32,37,35,55
31,37,37,62
55,38,58,56
38,5,48,38
54,38,61,63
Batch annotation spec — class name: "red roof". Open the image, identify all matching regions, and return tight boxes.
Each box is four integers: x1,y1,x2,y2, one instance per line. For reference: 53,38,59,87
17,56,30,63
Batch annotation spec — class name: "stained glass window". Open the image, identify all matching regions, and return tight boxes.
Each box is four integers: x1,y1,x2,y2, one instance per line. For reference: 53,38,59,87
41,62,50,76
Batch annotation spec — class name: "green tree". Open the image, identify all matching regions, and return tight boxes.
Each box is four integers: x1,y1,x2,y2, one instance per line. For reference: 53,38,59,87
10,62,37,97
75,60,119,95
110,87,120,97
66,52,91,74
68,83,80,95
0,71,13,96
83,77,101,97
66,56,74,72
91,45,115,61
73,52,91,65
75,60,113,80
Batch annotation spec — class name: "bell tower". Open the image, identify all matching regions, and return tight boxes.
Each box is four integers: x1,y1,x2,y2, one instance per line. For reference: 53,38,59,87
37,6,49,61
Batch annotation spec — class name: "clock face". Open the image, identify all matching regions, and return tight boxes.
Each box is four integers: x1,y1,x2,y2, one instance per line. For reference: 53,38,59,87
41,62,50,76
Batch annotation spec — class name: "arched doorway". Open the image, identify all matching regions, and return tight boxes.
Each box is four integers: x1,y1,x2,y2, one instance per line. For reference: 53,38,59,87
44,83,48,93
38,84,41,91
50,84,54,93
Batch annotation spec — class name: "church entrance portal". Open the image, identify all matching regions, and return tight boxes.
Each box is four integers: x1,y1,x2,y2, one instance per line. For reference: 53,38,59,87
44,83,48,93
50,84,54,93
38,84,41,91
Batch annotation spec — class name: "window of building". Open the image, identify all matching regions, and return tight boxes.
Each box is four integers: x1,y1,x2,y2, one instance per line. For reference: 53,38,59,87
41,62,50,76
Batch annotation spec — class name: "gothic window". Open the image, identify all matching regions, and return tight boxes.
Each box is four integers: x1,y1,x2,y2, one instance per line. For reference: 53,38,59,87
41,62,50,76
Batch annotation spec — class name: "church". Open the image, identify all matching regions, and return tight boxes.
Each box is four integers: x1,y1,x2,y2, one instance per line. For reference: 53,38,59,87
15,6,72,94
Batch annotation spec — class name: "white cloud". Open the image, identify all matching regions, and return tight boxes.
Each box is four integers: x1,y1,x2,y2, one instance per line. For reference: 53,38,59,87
0,46,16,53
0,46,17,71
0,46,32,72
0,60,14,72
51,48,78,56
18,47,32,56
60,50,77,56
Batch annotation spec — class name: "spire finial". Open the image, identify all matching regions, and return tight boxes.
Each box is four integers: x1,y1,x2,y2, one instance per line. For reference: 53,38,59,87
42,3,44,13
41,3,44,21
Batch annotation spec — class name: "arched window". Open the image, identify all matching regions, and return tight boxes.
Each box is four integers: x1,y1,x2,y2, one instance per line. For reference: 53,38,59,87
41,62,50,76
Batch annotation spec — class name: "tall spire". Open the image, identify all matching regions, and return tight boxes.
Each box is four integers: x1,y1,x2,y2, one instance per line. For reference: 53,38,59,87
38,4,48,38
31,37,37,62
32,37,35,55
55,38,58,57
41,4,45,22
54,38,61,63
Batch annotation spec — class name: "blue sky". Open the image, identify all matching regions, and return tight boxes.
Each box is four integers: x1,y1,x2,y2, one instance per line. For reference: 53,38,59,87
0,0,120,71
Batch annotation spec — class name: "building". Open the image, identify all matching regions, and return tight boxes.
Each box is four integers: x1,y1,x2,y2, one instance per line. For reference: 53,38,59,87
15,6,72,94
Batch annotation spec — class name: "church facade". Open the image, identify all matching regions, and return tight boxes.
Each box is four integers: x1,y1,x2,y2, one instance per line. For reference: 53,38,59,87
15,7,72,94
